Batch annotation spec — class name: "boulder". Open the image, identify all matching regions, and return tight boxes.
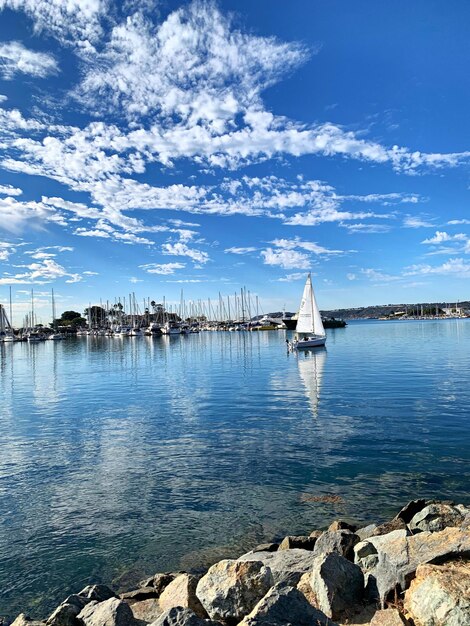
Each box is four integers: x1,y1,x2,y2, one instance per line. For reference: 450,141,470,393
369,609,408,625
195,559,272,623
354,526,470,604
250,543,278,553
126,599,162,623
159,574,206,619
237,549,316,585
278,535,317,551
296,572,317,607
138,574,176,596
78,599,135,626
409,503,469,533
310,552,364,620
11,614,44,626
238,584,335,626
371,519,407,537
404,561,470,626
309,530,323,540
120,588,159,601
356,524,378,542
78,586,117,603
394,499,428,524
150,607,220,626
328,520,357,532
313,530,359,561
46,595,88,626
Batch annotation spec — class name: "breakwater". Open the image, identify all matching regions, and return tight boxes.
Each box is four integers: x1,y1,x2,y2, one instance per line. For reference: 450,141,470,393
5,499,470,626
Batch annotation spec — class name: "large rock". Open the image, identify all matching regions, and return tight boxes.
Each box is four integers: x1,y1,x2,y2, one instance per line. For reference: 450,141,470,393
78,599,135,626
237,549,316,585
195,559,272,623
278,535,317,551
328,520,357,532
354,526,470,604
409,503,469,533
78,586,117,603
404,561,470,626
250,543,278,553
126,599,162,623
313,530,359,561
310,552,364,620
371,519,407,537
11,614,44,626
238,584,335,626
120,588,159,601
150,607,220,626
138,574,176,596
46,595,88,626
159,574,206,619
369,609,408,625
394,499,428,524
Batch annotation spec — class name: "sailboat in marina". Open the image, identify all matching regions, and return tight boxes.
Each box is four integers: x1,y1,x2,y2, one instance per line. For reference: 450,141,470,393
48,289,65,340
293,274,326,349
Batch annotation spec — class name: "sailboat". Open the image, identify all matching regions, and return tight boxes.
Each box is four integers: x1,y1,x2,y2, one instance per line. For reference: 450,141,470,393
48,288,65,340
293,273,326,349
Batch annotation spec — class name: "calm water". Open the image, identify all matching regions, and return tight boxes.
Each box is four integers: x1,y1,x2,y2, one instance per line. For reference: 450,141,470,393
1,320,469,618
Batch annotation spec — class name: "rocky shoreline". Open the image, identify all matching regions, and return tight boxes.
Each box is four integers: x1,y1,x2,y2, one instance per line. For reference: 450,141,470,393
5,499,470,626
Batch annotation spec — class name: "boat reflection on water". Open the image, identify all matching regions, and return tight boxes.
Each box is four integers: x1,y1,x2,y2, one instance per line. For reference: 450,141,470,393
296,347,326,418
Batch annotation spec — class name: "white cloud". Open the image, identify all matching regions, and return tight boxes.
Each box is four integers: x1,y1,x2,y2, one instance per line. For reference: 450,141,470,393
162,242,209,264
0,183,22,196
422,231,467,244
269,237,343,256
139,262,185,275
0,0,107,46
261,247,310,270
0,41,59,79
0,258,82,284
405,258,470,277
346,273,356,280
448,219,470,225
403,215,435,228
0,94,7,102
224,246,257,254
277,273,305,282
341,223,392,234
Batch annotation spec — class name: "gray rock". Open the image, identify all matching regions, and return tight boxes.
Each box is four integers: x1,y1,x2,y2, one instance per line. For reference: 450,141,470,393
371,519,407,537
120,588,159,601
356,524,378,542
369,608,408,625
251,543,278,553
310,552,364,620
278,536,317,551
150,607,220,626
239,584,335,626
78,599,135,626
404,561,470,626
195,559,272,623
237,549,316,585
354,526,470,605
138,574,176,597
394,499,428,524
313,529,359,561
308,530,323,540
409,503,469,533
78,586,117,603
328,520,357,532
125,599,162,623
46,595,88,626
159,574,206,619
10,614,44,626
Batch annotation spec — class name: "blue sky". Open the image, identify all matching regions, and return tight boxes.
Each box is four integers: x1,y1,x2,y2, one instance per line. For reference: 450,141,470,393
1,0,470,324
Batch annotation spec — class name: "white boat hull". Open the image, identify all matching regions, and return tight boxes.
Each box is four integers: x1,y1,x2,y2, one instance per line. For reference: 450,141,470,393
294,335,326,349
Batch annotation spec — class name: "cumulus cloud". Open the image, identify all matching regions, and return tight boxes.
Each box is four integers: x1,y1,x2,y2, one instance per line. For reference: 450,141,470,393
422,231,467,244
0,258,82,284
0,41,59,79
0,183,22,196
162,242,209,264
405,258,470,277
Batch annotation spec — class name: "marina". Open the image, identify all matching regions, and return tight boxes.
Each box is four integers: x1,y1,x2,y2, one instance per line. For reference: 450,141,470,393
1,318,469,619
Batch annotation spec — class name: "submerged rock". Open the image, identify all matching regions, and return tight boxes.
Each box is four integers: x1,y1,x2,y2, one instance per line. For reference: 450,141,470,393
195,559,272,623
313,529,359,561
159,574,206,619
404,561,470,626
238,584,335,626
237,549,316,585
78,599,135,626
310,552,364,620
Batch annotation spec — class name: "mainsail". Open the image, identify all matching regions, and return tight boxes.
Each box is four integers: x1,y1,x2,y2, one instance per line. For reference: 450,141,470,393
295,274,325,336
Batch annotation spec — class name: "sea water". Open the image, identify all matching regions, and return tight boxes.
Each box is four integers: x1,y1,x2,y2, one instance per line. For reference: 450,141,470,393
1,319,469,618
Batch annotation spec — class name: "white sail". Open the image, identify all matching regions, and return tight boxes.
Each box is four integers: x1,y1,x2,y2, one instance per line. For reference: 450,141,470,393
295,274,325,336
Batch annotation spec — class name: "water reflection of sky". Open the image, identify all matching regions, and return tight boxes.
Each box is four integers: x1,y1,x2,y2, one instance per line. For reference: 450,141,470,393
1,321,470,619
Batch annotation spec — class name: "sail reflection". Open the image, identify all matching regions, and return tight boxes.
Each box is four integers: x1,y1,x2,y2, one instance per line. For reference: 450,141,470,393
296,348,326,417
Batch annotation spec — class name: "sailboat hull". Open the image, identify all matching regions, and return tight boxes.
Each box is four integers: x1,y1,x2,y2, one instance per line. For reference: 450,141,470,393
294,335,326,349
